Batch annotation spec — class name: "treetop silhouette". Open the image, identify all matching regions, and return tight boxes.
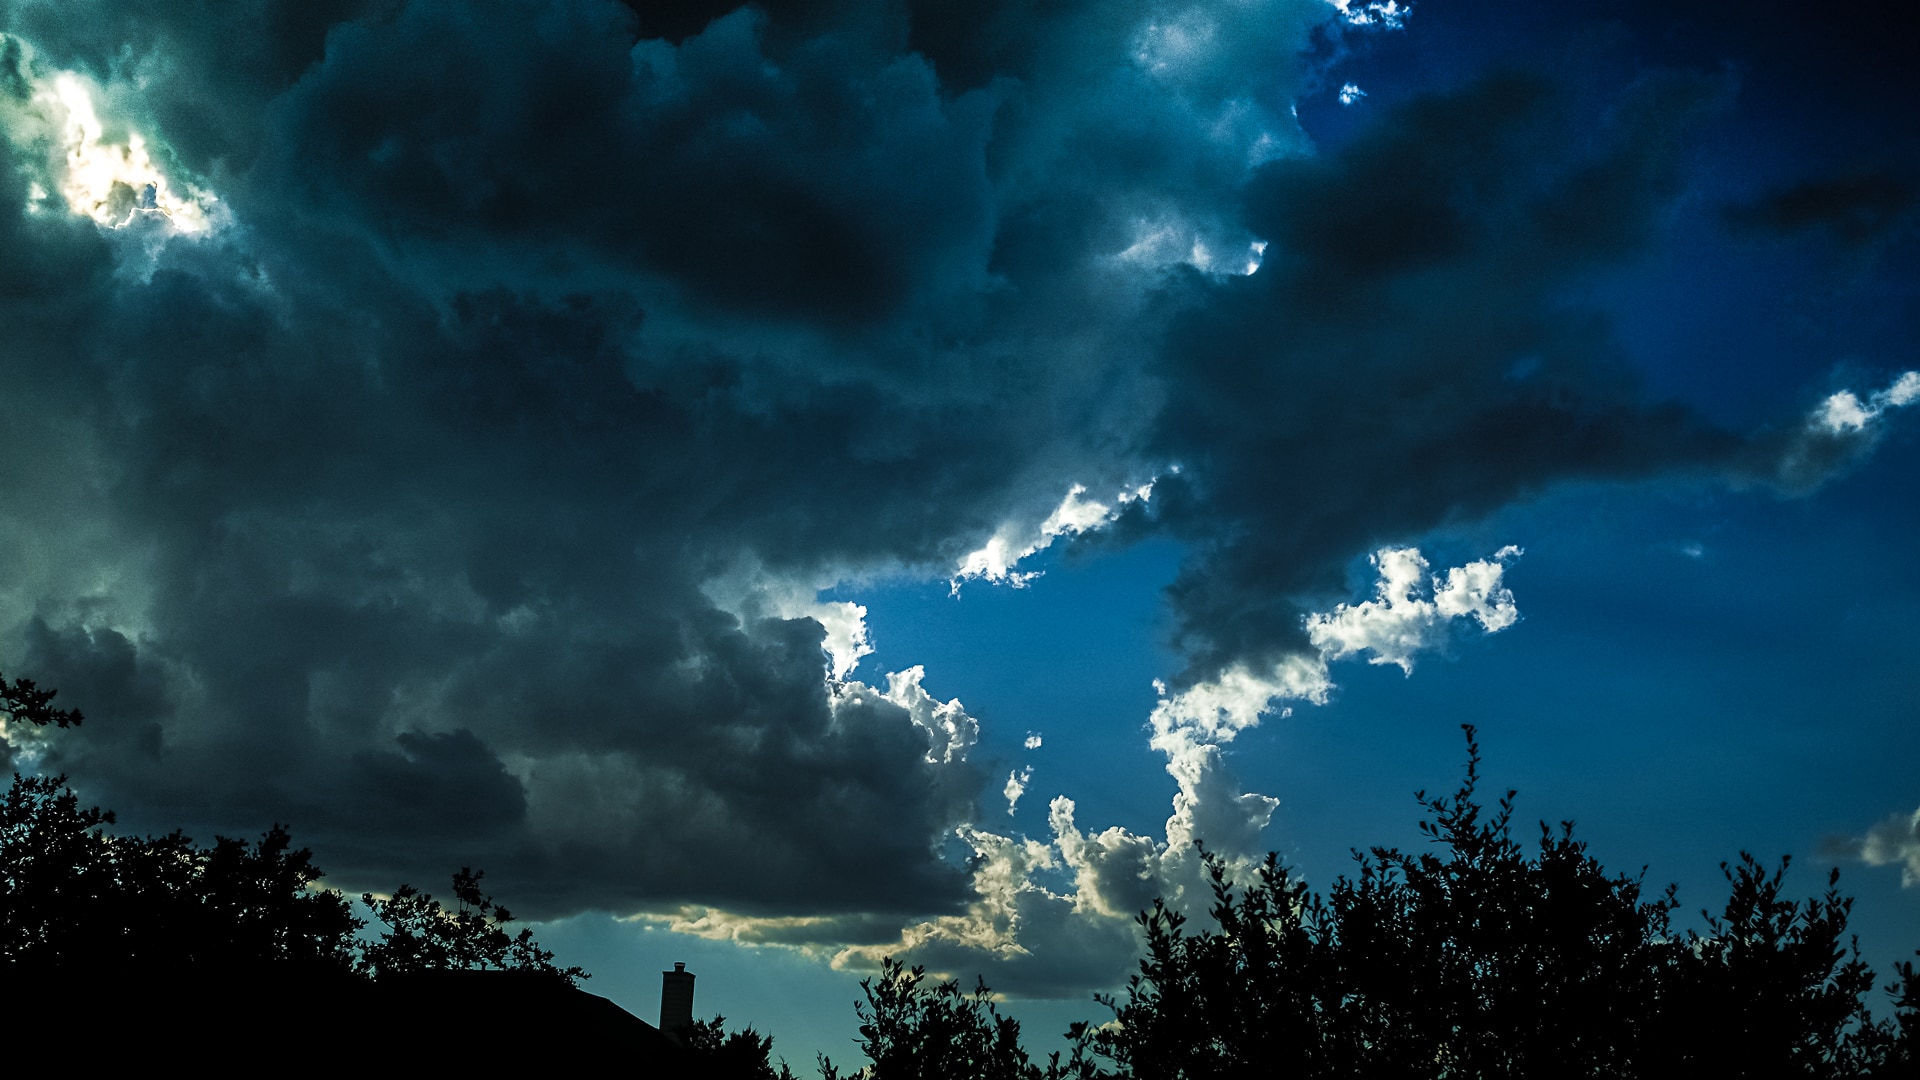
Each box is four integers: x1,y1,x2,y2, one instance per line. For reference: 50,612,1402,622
7,673,1917,1076
361,866,587,984
842,727,1918,1079
1,670,82,729
3,676,578,990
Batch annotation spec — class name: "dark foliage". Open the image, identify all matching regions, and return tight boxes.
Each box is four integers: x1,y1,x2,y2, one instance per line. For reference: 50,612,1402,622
2,773,361,978
3,767,590,1001
687,1015,804,1080
360,867,587,985
1,670,82,728
3,677,582,997
10,671,1918,1076
1871,955,1920,1073
1076,727,1917,1079
839,727,1919,1079
819,957,1062,1080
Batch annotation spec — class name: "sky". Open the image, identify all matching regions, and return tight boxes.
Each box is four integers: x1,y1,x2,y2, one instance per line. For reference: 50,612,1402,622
0,0,1916,1066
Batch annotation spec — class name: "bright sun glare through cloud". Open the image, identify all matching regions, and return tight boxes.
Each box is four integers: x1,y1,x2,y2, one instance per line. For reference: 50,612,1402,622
2,39,215,234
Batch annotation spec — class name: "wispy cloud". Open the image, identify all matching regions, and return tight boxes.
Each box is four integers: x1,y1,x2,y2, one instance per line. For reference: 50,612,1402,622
1759,370,1920,492
1307,546,1522,673
1832,807,1920,887
1815,371,1920,434
1004,767,1033,815
953,482,1155,591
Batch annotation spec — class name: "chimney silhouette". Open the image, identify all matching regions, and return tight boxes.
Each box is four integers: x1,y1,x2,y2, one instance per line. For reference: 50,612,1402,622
660,961,695,1040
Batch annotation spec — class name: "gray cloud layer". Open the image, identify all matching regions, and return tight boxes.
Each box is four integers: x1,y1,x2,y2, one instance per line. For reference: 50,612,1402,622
0,0,1900,930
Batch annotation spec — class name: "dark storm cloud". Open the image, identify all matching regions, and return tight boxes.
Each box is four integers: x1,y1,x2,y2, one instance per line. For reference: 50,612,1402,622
0,22,1008,908
1139,70,1751,677
1,0,1044,923
1,0,1888,931
16,622,168,768
342,730,529,842
1724,172,1917,248
268,0,998,323
0,205,994,911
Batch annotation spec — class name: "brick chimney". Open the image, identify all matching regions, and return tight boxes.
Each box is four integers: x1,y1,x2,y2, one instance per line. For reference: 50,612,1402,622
660,961,695,1040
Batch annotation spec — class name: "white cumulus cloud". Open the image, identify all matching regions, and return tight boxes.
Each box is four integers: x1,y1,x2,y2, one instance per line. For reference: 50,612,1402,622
953,481,1155,591
701,560,875,678
1307,545,1523,673
876,665,980,765
1330,0,1409,29
1004,766,1033,815
816,544,1526,993
1816,371,1920,433
1767,369,1920,491
1851,807,1920,886
1144,544,1522,877
1050,796,1169,919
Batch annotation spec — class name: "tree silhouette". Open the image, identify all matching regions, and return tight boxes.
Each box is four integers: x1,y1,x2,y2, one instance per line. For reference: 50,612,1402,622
3,772,126,968
1677,854,1883,1076
4,769,594,998
3,773,361,979
686,1015,804,1080
860,958,1043,1080
821,956,1102,1080
1,670,82,729
796,725,1920,1079
1076,726,1916,1079
360,867,587,984
11,669,1920,1073
4,675,583,1002
6,678,360,982
1867,954,1920,1073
